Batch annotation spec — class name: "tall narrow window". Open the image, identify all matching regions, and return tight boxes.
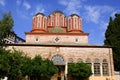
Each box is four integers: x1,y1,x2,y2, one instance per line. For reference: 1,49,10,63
94,58,100,76
34,18,36,27
56,15,58,26
52,16,54,26
44,18,46,29
60,16,63,26
62,16,64,26
33,18,35,28
102,59,109,76
38,17,40,28
75,18,76,29
69,19,71,30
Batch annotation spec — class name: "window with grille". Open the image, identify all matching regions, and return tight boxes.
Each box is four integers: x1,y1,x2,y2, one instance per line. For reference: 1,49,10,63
102,59,109,76
94,63,100,76
94,58,100,76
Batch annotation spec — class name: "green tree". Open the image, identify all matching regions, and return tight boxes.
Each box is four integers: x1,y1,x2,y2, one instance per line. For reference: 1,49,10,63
21,56,32,80
22,55,58,80
68,63,92,80
104,14,120,71
6,50,25,80
0,12,14,47
0,49,26,80
0,48,10,78
31,55,43,80
40,59,58,78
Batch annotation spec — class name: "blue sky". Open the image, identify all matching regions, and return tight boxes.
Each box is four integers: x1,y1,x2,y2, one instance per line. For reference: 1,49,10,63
0,0,120,45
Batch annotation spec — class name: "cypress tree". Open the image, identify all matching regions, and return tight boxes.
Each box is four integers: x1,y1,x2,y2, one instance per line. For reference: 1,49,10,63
104,14,120,71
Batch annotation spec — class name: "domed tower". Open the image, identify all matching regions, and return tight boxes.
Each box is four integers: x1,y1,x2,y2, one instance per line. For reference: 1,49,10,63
47,10,67,29
32,13,47,32
26,10,88,44
67,14,82,33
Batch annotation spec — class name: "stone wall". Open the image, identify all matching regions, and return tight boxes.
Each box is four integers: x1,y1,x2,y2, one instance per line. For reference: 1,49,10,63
7,45,115,80
26,34,88,44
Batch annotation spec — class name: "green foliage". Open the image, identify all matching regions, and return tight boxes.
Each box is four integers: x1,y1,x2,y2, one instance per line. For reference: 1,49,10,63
0,49,25,80
21,56,32,78
22,56,58,80
104,13,120,71
68,62,92,80
0,48,10,78
0,49,58,80
0,12,14,47
41,59,58,78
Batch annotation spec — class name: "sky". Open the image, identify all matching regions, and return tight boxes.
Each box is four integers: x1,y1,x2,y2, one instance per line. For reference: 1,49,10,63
0,0,120,45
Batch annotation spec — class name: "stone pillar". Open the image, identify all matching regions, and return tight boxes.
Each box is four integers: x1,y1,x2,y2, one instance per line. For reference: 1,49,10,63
91,63,94,76
100,63,103,76
65,62,68,80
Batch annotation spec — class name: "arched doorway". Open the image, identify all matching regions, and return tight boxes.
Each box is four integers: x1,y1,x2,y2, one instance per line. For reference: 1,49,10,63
51,55,65,80
51,55,65,65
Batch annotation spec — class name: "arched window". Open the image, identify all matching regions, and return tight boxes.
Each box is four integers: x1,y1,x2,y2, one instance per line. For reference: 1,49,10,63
68,58,74,63
77,58,83,63
44,18,46,29
102,59,109,76
86,58,91,67
52,16,54,26
56,15,58,26
33,17,36,28
33,18,35,28
62,16,64,26
94,58,100,76
38,16,40,28
75,18,77,29
69,19,71,30
51,55,65,65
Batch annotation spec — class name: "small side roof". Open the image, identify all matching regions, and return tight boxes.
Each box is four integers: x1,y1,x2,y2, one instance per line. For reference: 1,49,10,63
70,14,80,17
35,12,45,16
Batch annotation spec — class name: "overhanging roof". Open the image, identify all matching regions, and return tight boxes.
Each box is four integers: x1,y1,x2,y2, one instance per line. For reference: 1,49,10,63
5,43,112,48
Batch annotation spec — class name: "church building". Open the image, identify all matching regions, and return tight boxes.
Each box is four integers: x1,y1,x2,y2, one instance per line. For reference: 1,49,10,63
7,10,115,80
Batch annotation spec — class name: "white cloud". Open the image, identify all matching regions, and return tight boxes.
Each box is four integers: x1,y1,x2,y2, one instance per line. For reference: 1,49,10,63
84,5,114,23
30,4,45,16
16,9,29,19
59,0,84,15
100,21,108,41
0,0,5,6
110,10,120,18
23,1,31,10
84,6,100,23
100,21,108,30
35,5,45,13
59,0,69,6
16,0,21,5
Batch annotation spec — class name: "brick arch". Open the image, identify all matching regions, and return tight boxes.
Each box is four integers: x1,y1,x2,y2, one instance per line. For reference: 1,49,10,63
77,58,83,63
94,58,100,63
68,58,74,63
86,58,91,63
102,59,107,63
